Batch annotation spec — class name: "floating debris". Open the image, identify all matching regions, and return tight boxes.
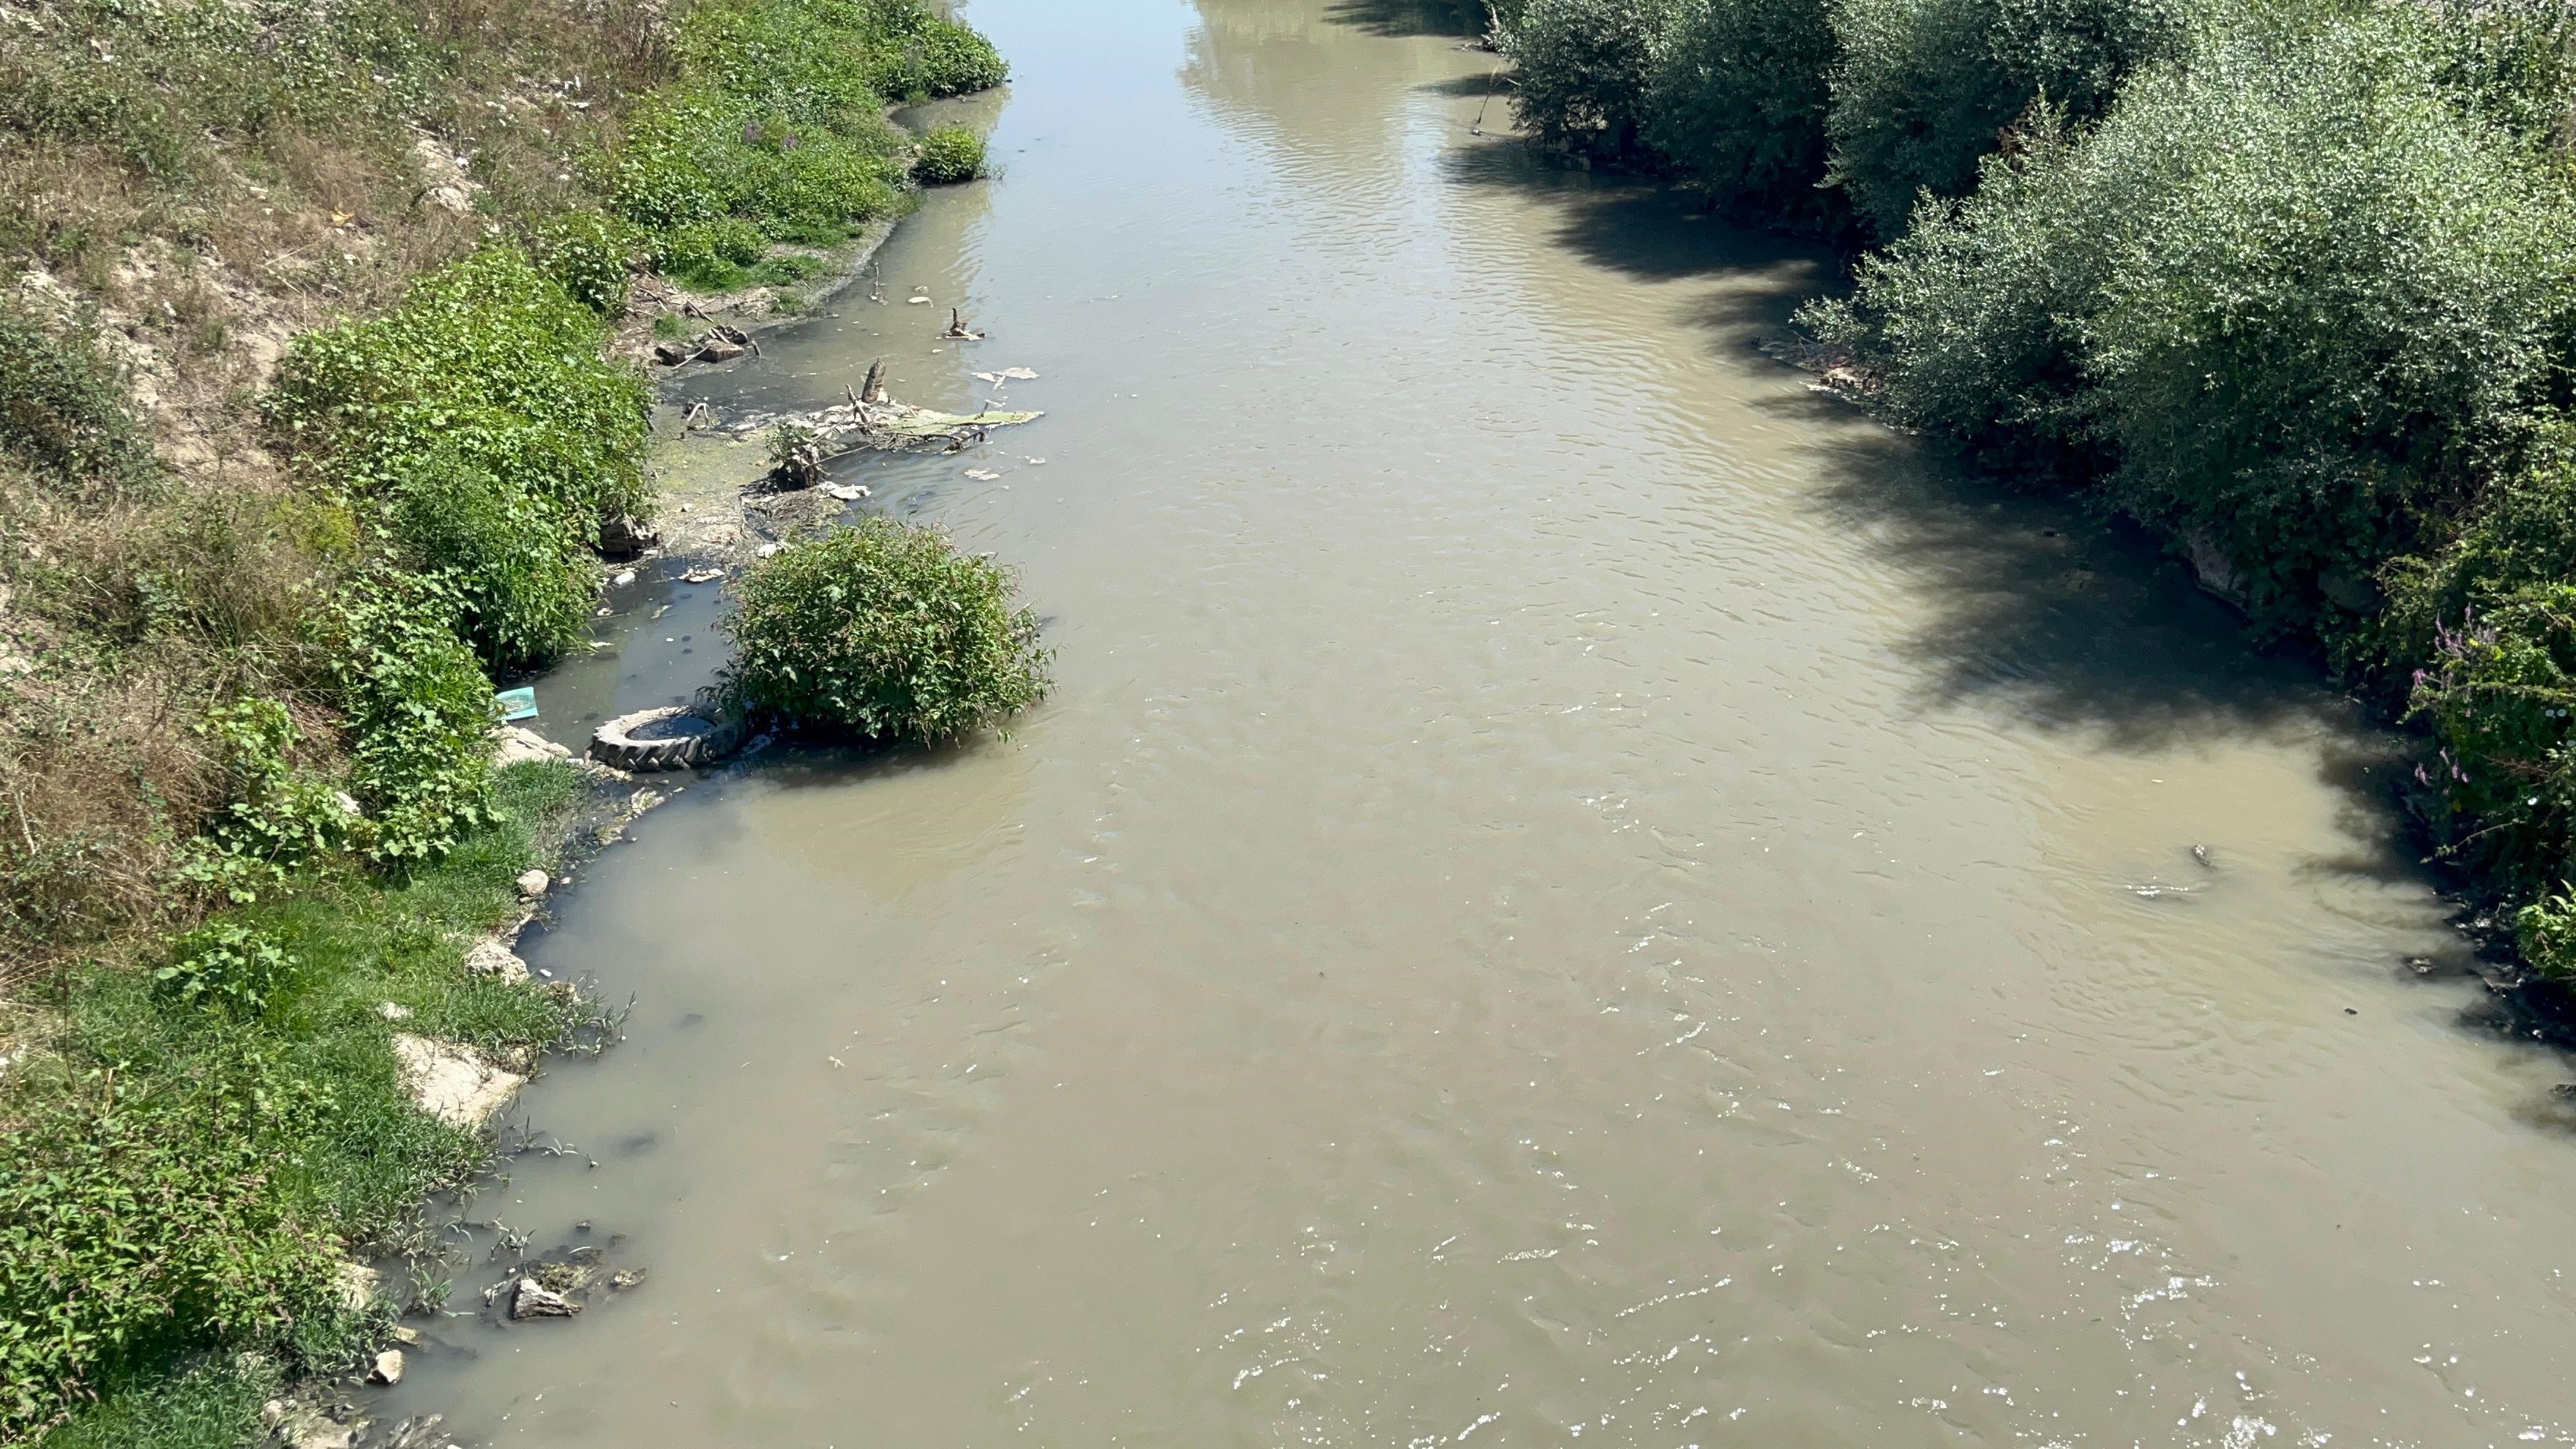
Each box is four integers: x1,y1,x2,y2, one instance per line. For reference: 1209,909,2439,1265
965,468,1002,481
726,395,1042,457
973,367,1038,383
681,567,726,584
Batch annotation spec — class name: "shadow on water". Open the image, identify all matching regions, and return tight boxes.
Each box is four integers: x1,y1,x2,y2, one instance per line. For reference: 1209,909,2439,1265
1319,0,1489,36
1412,70,1510,99
1442,138,1820,288
1434,134,2576,1043
1442,130,2352,757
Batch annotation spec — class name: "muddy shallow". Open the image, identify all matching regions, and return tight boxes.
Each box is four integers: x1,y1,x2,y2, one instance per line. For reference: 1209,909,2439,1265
381,1,2576,1445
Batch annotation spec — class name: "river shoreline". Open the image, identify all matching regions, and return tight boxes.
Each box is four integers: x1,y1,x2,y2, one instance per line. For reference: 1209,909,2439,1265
330,5,2576,1444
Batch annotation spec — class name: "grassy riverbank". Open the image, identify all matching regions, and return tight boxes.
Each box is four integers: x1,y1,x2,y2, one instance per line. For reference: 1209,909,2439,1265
1493,0,2576,984
0,0,1005,1441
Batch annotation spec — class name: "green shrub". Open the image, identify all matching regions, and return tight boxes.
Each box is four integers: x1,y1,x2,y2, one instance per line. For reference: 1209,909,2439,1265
269,245,646,686
0,302,160,498
651,214,771,288
864,4,1011,98
719,518,1049,744
176,699,357,904
0,1092,340,1442
269,246,648,534
1646,0,1841,222
1815,5,2576,615
2427,0,2576,151
2516,886,2576,978
2382,439,2576,665
913,125,985,184
1507,0,1687,165
1824,0,2198,238
2407,585,2576,900
2078,9,2576,619
154,921,302,1017
1800,111,2113,477
600,0,978,250
324,572,496,864
530,211,639,317
386,452,595,670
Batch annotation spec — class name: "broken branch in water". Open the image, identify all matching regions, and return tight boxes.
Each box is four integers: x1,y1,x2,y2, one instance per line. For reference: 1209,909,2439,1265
731,391,1041,470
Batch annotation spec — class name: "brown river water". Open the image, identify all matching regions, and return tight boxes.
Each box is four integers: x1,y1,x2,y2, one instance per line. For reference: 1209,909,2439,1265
380,1,2576,1444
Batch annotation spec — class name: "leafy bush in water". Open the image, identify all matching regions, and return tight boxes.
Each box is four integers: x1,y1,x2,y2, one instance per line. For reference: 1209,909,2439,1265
324,571,497,864
720,518,1049,744
530,211,640,317
861,1,1010,98
1507,0,1685,165
1824,0,2198,238
1816,7,2576,618
1646,0,1841,222
914,125,986,183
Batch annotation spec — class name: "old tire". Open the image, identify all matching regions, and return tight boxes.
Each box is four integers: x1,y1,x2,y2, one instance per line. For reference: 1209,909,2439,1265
588,705,742,772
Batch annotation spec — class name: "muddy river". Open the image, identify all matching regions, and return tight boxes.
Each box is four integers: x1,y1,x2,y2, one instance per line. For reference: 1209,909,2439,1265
383,1,2576,1444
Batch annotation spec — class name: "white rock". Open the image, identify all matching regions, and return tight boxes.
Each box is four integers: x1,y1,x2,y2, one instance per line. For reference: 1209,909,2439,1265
409,136,482,216
334,1262,381,1315
462,939,531,984
490,725,569,769
391,1035,525,1129
509,1276,581,1319
279,1409,362,1449
515,868,550,899
378,1002,412,1020
369,1349,405,1385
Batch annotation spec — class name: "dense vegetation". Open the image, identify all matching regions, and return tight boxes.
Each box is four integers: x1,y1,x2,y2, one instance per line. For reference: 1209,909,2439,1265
0,0,1008,1442
721,518,1050,745
1496,0,2576,979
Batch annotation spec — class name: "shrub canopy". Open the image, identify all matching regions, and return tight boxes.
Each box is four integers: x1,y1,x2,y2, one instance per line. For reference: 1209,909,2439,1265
1507,0,1686,165
1824,0,2200,237
1647,0,1841,223
721,517,1048,745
